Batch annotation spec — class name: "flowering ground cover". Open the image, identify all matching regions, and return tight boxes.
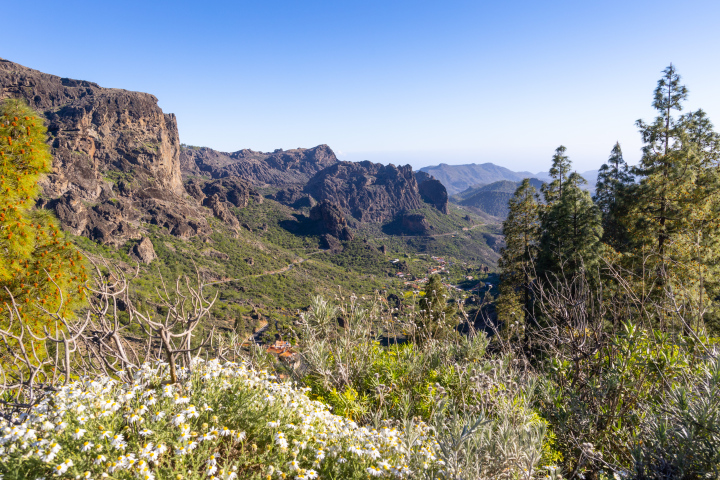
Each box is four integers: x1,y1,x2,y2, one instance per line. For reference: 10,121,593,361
0,359,443,480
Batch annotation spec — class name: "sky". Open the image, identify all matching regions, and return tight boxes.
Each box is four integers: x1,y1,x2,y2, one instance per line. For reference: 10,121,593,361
4,0,720,173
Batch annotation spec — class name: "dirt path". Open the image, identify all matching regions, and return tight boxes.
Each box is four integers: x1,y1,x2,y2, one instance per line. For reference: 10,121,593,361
422,223,485,239
254,257,305,277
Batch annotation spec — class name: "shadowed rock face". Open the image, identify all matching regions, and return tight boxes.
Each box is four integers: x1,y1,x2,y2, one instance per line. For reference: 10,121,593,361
304,161,425,223
180,144,339,186
415,171,449,214
0,57,210,244
401,213,431,235
309,201,354,242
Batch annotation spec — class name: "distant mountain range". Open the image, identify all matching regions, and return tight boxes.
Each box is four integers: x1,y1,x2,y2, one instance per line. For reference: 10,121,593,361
451,179,545,220
419,162,598,195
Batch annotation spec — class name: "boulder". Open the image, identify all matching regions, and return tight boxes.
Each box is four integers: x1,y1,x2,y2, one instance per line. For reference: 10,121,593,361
400,213,431,235
320,234,344,254
131,237,156,264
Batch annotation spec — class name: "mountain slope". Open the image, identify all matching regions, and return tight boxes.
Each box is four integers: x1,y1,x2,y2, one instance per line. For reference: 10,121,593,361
453,178,545,219
419,163,539,195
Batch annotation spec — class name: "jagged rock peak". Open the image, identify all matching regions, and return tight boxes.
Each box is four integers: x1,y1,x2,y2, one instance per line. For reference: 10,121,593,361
415,171,449,214
180,144,339,186
304,161,424,223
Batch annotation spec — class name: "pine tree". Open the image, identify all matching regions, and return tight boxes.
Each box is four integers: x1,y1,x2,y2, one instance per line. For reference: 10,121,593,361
497,179,540,331
628,65,720,331
631,65,689,283
0,99,88,332
541,145,572,205
538,173,603,282
593,142,634,252
674,109,720,331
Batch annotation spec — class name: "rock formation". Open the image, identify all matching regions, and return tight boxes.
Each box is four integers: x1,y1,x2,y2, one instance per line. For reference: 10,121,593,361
415,171,449,214
203,194,241,230
269,186,316,209
309,201,354,242
304,161,425,223
0,57,210,244
400,213,432,235
186,177,260,208
180,145,339,186
0,58,450,247
130,237,157,264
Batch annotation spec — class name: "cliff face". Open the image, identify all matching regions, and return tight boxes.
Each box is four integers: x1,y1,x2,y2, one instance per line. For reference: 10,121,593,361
303,161,425,223
180,144,339,186
0,58,449,246
415,171,449,214
0,58,209,244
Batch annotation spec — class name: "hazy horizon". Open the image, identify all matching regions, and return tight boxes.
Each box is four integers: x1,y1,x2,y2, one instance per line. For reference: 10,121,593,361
4,0,720,173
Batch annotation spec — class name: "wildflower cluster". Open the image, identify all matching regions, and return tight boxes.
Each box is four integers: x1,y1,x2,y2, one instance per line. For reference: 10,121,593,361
0,358,442,479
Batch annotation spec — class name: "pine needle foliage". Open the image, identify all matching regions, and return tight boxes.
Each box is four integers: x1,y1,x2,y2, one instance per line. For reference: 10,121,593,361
541,145,571,206
628,65,720,331
593,142,634,252
539,172,603,283
497,179,540,331
0,99,88,329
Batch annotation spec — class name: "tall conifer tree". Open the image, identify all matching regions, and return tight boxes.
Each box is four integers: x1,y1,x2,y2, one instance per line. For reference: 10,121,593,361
497,179,540,330
541,145,571,205
593,142,634,252
538,173,603,281
628,65,720,330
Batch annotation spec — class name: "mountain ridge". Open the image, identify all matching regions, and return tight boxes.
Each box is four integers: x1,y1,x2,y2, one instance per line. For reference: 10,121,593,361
420,162,598,195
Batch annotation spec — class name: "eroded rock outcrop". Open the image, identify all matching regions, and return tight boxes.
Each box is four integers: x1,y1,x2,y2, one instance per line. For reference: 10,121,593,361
131,237,157,264
186,177,259,208
0,57,209,244
415,171,449,214
203,194,241,230
309,200,353,241
400,213,432,235
180,145,339,186
304,161,424,223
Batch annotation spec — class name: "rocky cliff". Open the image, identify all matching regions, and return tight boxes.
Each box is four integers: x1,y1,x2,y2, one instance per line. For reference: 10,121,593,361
304,161,428,223
180,144,339,186
415,171,449,214
0,57,211,244
0,58,450,247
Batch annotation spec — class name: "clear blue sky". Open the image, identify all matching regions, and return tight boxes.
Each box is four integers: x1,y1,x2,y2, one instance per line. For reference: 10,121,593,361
4,0,720,172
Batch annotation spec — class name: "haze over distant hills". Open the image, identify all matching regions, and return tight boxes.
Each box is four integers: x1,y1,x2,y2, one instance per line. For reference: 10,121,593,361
450,179,545,220
419,162,598,195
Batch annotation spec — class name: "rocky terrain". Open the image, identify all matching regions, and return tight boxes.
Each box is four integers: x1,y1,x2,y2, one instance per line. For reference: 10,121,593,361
303,161,448,223
0,57,215,245
180,144,339,186
0,58,452,251
415,171,449,214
